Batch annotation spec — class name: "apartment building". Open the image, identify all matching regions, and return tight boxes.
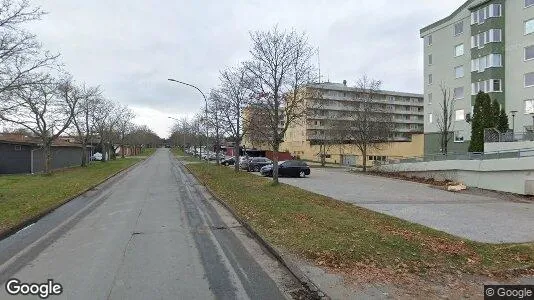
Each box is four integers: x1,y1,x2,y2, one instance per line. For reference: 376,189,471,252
421,0,534,154
281,82,425,166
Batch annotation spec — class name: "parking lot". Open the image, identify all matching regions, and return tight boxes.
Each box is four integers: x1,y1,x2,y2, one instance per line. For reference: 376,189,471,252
276,168,534,244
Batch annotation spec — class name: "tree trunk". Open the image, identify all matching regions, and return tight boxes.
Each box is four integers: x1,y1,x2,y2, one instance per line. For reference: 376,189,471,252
44,143,52,175
121,143,125,158
101,143,107,162
234,141,240,172
81,143,88,167
272,142,280,185
362,144,367,172
320,143,326,167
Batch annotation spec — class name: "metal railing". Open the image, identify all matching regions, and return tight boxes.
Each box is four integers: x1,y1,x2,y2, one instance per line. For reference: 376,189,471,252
485,129,534,143
378,147,534,166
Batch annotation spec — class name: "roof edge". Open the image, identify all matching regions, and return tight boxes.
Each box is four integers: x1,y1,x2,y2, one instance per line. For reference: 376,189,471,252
420,0,474,36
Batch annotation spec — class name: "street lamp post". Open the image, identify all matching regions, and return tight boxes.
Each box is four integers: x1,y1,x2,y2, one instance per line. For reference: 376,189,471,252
168,116,186,151
168,79,209,160
510,110,517,134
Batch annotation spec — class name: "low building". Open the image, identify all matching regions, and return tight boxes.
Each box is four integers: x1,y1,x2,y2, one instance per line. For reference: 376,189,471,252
0,134,91,174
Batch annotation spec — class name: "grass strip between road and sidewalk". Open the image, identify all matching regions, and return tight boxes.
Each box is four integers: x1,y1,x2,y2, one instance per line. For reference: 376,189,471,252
0,152,153,238
186,161,534,280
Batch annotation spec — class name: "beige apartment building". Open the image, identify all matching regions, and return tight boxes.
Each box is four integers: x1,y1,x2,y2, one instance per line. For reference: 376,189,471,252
421,0,534,154
279,82,425,166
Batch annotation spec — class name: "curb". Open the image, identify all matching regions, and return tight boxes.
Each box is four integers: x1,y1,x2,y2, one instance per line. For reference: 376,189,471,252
0,155,151,241
183,162,329,300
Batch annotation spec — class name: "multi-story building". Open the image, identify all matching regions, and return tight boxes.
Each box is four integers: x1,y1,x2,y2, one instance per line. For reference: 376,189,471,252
421,0,534,154
280,82,425,166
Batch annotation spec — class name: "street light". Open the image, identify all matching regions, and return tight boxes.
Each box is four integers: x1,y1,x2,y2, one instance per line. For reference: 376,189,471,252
510,110,518,134
168,116,186,151
168,79,209,159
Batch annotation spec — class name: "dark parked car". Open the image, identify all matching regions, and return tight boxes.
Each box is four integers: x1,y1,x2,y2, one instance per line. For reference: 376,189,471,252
221,157,235,166
260,160,310,178
244,157,272,172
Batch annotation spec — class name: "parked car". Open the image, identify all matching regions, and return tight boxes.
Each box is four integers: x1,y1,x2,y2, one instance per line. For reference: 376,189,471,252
260,160,310,178
221,157,235,166
246,157,272,172
90,152,103,161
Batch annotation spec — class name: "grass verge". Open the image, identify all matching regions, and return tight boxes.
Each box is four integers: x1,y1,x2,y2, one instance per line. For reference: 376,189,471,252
186,162,534,280
0,158,142,236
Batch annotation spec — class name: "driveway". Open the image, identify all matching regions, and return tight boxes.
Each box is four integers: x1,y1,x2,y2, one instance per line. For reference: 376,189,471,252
278,168,534,244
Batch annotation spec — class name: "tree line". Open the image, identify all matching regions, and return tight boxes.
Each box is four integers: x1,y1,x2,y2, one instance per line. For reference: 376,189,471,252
169,26,395,181
0,0,160,174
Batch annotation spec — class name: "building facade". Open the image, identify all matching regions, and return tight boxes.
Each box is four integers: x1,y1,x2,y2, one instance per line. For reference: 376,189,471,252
281,82,425,166
421,0,534,154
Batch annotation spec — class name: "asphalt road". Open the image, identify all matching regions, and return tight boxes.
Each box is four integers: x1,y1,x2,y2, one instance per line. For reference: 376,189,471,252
0,149,297,299
278,168,534,244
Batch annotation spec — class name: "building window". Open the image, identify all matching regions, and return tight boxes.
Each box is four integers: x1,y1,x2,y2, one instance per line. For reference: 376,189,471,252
428,54,433,65
427,35,432,46
526,72,534,87
14,145,22,151
493,79,502,92
525,99,534,114
428,74,433,85
527,0,534,8
454,131,465,142
455,109,465,121
454,44,464,57
428,93,432,105
454,66,464,78
471,54,502,73
454,21,464,36
491,29,502,42
526,45,534,60
428,113,433,123
453,87,464,99
526,19,534,35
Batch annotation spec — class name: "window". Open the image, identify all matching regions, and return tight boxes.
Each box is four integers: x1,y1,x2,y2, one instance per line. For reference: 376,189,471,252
454,44,464,57
526,72,534,87
428,93,432,105
526,19,534,35
491,54,502,67
526,45,534,60
453,87,464,99
427,35,432,46
14,145,22,151
492,79,502,92
454,131,465,142
471,11,478,25
491,29,502,42
454,21,464,36
471,54,502,72
491,4,501,17
527,0,534,8
454,66,464,78
428,54,433,65
455,109,465,121
472,4,501,24
428,74,433,85
428,113,433,123
526,99,534,114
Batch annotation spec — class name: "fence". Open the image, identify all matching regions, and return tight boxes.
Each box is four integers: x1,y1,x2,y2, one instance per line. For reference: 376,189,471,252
484,128,533,143
378,147,534,166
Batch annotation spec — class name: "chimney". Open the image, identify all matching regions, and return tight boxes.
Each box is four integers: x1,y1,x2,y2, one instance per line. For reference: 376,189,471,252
342,80,347,86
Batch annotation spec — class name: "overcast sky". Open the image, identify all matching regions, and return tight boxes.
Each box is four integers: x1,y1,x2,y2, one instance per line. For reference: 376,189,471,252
29,0,466,138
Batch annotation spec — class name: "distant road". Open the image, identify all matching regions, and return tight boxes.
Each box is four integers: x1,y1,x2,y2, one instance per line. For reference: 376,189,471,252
0,149,295,299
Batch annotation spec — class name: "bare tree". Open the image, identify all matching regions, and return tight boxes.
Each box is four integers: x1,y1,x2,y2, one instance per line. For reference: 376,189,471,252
91,98,116,162
114,105,135,158
207,90,225,164
218,66,250,171
345,76,394,172
0,0,60,107
436,83,455,155
0,76,78,173
63,80,101,167
244,26,316,184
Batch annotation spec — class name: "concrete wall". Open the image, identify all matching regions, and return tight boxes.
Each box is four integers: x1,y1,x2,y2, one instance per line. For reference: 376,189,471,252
0,143,32,174
485,141,534,152
377,156,534,195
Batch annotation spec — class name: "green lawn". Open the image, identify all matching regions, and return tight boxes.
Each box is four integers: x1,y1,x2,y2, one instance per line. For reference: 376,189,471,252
0,158,142,236
186,163,534,279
